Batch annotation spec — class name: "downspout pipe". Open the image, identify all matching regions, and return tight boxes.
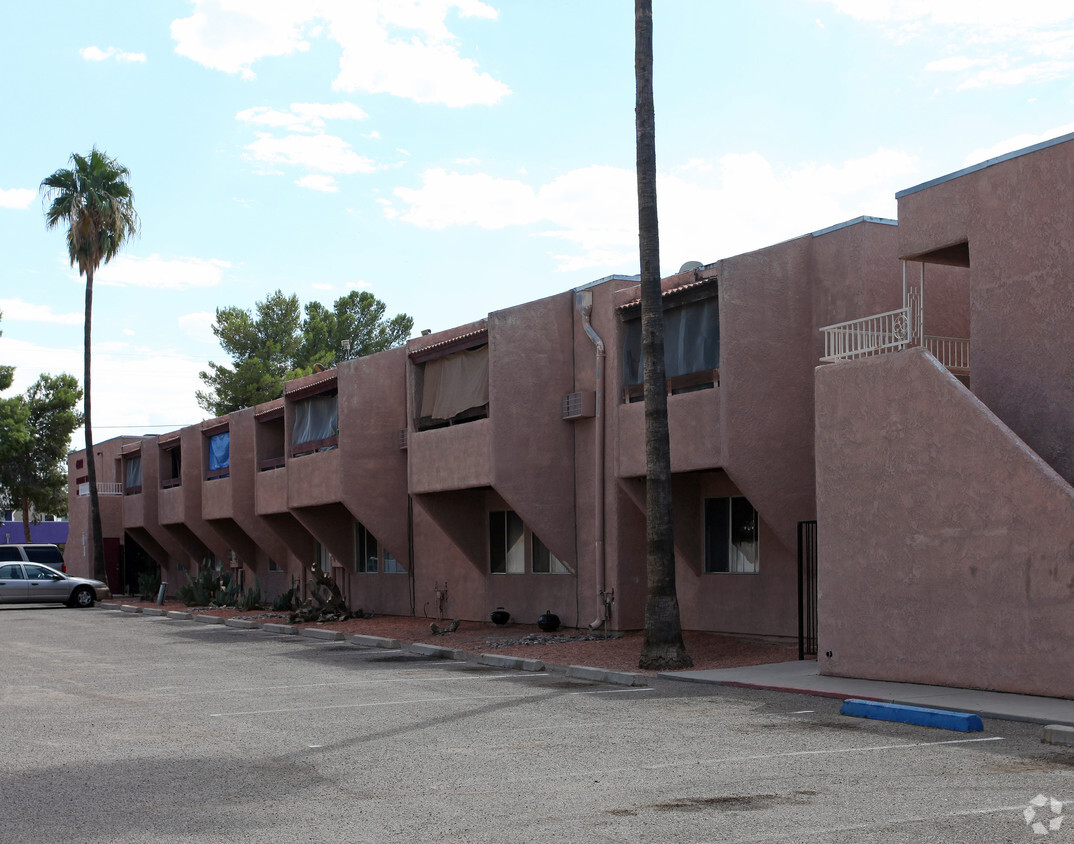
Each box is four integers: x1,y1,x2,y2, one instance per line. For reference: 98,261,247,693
575,290,606,626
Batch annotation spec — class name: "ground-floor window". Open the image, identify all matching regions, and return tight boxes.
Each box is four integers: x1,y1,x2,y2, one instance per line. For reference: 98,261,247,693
354,522,405,573
489,510,569,574
315,541,332,574
704,496,759,574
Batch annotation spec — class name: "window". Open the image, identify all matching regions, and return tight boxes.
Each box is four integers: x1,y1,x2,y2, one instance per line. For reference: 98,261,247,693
161,445,181,489
622,293,719,401
24,564,57,581
124,455,142,495
0,562,24,577
704,496,759,574
354,522,405,573
268,558,283,573
489,510,524,573
292,394,338,457
315,542,332,574
415,344,489,431
207,431,230,479
532,535,568,574
489,510,570,574
24,546,63,566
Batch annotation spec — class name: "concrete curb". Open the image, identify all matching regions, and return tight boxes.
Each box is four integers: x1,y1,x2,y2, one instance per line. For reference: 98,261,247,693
410,642,466,660
1043,724,1074,746
566,664,648,687
300,627,344,641
224,618,260,630
166,611,193,620
194,614,225,625
142,608,167,617
346,634,400,649
478,653,545,672
261,623,298,635
119,604,142,614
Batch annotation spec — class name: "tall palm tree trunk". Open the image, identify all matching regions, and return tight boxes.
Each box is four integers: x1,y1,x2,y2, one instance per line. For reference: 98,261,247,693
636,0,690,670
84,267,106,583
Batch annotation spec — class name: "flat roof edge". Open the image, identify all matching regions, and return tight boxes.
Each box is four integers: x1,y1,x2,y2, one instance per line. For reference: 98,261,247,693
811,216,897,238
574,273,641,292
896,131,1074,199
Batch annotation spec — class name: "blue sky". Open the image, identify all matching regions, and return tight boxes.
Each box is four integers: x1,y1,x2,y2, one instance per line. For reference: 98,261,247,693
2,0,1073,444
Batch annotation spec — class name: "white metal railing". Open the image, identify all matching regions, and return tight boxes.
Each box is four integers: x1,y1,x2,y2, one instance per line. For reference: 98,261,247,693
77,482,124,496
820,307,913,362
923,335,970,372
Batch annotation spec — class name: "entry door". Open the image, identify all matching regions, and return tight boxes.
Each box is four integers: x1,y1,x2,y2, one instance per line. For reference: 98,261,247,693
0,563,29,602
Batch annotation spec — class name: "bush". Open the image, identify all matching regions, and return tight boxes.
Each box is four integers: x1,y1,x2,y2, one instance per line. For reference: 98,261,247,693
272,582,299,612
238,580,262,611
137,569,162,602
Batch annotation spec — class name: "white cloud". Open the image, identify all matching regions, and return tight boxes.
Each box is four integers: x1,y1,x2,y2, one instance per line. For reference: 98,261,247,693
244,132,376,175
295,174,339,192
962,122,1074,165
171,0,509,106
80,45,147,63
178,311,218,345
818,1,1074,90
0,188,35,209
390,148,920,273
0,299,82,326
236,101,368,132
1,337,208,445
95,254,232,290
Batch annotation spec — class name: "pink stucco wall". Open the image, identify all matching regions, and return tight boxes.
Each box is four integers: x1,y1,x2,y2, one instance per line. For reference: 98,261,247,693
816,348,1074,697
898,136,1074,484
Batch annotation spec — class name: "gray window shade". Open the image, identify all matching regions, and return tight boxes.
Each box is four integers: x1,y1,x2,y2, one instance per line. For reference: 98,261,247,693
421,346,489,420
124,455,142,489
293,394,338,446
622,297,719,386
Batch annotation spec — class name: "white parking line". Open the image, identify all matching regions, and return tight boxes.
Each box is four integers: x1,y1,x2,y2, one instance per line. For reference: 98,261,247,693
153,671,546,698
210,686,653,717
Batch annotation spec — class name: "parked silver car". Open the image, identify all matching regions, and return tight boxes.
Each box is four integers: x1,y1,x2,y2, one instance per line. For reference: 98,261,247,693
0,561,110,607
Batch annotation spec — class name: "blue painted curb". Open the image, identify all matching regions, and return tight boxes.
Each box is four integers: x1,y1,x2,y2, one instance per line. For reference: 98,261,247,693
840,698,984,732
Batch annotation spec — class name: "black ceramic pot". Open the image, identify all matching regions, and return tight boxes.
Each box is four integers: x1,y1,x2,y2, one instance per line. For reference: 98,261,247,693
490,607,510,625
537,610,560,632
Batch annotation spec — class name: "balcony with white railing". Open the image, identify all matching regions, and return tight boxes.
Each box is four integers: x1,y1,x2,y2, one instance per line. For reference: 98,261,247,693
821,307,914,362
821,282,970,377
77,482,124,496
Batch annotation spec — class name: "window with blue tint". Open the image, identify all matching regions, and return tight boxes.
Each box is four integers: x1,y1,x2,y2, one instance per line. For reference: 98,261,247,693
208,431,230,478
621,292,719,400
704,496,760,574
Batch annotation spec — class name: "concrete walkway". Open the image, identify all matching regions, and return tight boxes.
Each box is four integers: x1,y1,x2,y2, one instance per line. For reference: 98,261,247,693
660,659,1074,728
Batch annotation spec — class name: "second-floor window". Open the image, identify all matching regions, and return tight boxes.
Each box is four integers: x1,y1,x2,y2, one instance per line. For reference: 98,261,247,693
622,293,719,401
124,455,142,495
415,344,489,431
207,431,230,480
292,393,338,457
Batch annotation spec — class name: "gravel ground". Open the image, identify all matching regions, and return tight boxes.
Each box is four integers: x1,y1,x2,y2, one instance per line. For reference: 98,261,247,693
112,599,797,674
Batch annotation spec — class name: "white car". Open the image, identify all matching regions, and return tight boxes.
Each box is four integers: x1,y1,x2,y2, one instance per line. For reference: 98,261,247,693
0,561,110,607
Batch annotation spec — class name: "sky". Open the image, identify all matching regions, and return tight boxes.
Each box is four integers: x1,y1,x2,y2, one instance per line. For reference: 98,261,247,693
2,0,1074,448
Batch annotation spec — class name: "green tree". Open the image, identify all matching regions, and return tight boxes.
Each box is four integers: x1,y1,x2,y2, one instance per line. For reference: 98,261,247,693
0,374,84,542
635,0,691,670
0,312,32,475
42,148,140,583
197,289,413,417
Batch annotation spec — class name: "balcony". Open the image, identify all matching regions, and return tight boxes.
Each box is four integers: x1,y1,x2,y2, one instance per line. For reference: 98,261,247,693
821,305,969,377
77,482,124,496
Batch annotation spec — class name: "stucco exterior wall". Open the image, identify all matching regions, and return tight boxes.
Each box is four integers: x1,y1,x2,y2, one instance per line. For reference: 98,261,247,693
816,349,1074,697
898,136,1074,484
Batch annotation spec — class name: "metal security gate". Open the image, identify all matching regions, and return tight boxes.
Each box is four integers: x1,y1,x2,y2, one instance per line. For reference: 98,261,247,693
797,520,818,660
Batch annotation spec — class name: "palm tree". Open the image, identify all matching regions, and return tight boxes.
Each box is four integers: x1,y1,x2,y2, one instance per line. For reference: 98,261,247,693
635,0,691,670
42,149,139,583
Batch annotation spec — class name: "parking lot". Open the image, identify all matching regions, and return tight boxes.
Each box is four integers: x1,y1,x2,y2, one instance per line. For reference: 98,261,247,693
2,606,1072,843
